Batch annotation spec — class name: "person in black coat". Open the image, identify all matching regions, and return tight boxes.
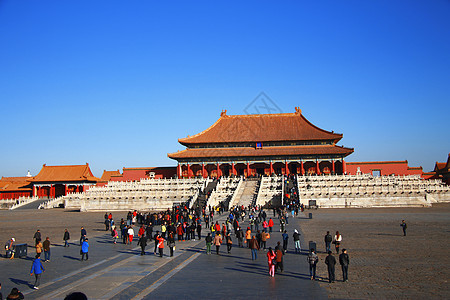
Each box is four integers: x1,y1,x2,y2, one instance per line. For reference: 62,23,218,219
139,236,147,256
339,249,350,282
63,229,70,247
324,231,332,253
325,251,336,283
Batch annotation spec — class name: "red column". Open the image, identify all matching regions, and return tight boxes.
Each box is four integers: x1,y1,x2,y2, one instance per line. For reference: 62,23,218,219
316,160,320,175
301,161,305,175
285,161,289,175
64,184,68,196
342,159,347,174
231,162,236,176
202,163,206,178
187,163,192,179
270,161,274,175
51,185,55,198
217,163,220,178
246,162,250,177
177,164,182,178
332,160,335,174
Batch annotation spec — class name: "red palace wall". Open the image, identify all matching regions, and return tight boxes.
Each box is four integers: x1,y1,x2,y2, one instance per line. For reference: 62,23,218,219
346,161,423,176
0,191,32,200
110,167,177,182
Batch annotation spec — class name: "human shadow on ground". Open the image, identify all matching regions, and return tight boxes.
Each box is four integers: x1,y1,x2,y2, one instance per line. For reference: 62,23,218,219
116,250,141,255
63,255,82,261
9,277,34,289
224,266,268,276
376,233,401,236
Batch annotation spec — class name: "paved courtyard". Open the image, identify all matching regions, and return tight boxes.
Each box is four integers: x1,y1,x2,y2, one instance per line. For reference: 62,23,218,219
0,204,449,299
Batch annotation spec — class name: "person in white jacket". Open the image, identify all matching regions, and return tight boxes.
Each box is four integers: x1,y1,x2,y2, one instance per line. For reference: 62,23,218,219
333,231,342,254
127,226,135,245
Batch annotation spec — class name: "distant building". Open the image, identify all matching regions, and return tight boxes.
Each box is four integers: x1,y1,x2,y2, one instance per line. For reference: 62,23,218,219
346,161,423,177
28,163,99,198
168,108,354,177
108,167,177,182
423,154,450,185
0,176,32,199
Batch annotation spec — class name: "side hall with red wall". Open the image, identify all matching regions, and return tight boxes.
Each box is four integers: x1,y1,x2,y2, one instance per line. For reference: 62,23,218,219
346,161,423,176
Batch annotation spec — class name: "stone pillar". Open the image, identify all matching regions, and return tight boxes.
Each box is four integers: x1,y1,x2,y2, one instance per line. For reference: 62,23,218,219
342,159,347,174
177,164,182,178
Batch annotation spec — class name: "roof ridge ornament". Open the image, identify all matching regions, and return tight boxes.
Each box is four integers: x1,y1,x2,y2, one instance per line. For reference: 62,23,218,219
220,109,227,117
294,107,301,115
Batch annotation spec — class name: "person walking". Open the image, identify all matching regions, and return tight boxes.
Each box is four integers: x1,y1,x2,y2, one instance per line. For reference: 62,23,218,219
5,238,15,259
245,227,252,247
333,231,342,254
325,251,336,283
153,231,160,254
293,229,301,253
400,220,407,236
307,249,319,280
157,235,165,257
282,230,289,253
43,237,51,262
80,227,87,246
249,236,260,260
80,238,89,261
324,231,332,253
267,247,276,277
35,239,43,256
167,232,175,257
139,235,147,256
33,229,41,246
268,218,274,233
63,229,70,247
30,254,45,289
339,249,349,282
112,227,118,244
236,227,244,248
261,231,268,250
127,226,135,245
275,242,284,273
225,232,233,254
213,232,222,255
205,233,213,254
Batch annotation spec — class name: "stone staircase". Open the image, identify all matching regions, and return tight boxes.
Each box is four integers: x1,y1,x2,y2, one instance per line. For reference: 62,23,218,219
195,180,218,209
236,179,260,208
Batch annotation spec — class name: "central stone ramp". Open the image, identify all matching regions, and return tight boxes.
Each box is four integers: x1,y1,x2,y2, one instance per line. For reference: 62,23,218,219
236,178,260,208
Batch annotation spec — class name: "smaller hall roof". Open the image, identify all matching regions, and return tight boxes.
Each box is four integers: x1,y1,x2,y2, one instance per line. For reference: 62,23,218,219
28,164,99,183
178,107,343,145
100,170,121,182
0,176,32,192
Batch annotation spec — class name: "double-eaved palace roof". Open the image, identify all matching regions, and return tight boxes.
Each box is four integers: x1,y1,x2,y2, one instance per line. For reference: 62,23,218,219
178,107,343,145
169,108,354,161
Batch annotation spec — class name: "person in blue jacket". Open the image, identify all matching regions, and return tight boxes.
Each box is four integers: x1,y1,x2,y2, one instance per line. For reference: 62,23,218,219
81,238,89,261
30,254,45,289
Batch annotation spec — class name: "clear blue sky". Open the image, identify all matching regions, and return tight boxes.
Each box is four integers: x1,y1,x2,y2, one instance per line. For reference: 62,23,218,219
1,0,449,177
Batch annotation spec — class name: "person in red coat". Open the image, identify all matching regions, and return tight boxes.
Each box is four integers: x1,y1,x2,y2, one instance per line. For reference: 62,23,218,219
268,218,274,233
267,247,276,277
157,235,165,257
